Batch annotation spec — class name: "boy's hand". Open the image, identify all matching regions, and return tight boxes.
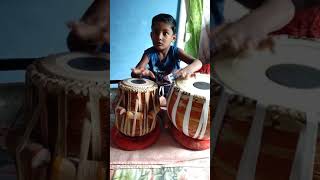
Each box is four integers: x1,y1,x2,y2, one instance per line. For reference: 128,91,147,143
66,0,109,53
174,69,195,79
213,21,274,56
131,67,144,76
67,21,107,43
142,69,156,79
131,68,156,79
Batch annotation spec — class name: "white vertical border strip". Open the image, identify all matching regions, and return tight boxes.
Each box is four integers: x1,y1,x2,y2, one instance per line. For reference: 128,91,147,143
176,0,188,68
236,103,266,180
172,91,182,128
199,98,209,139
198,0,210,63
176,0,187,49
183,95,193,136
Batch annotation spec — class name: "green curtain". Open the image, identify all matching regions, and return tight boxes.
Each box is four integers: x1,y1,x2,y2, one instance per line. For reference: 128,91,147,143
184,0,203,58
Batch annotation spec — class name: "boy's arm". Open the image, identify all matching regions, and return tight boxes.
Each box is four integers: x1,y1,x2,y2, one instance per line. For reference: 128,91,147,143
214,0,295,52
67,0,109,52
243,0,295,35
176,48,203,78
131,54,155,79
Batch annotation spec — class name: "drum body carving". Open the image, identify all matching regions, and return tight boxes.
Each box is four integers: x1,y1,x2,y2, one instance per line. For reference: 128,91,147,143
167,73,211,140
25,52,109,160
114,78,159,137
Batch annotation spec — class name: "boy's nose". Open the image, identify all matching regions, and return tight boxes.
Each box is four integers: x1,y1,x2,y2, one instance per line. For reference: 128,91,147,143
158,33,163,40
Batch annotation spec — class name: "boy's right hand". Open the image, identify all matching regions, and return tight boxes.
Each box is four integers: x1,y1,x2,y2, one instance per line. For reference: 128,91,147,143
131,67,144,76
131,68,156,79
66,0,109,53
67,21,107,43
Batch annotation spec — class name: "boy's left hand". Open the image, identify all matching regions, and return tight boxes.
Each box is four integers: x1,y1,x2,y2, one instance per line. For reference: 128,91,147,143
174,69,195,79
213,20,274,55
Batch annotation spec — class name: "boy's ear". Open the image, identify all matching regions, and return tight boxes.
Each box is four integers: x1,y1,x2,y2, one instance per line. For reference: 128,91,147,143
172,34,176,41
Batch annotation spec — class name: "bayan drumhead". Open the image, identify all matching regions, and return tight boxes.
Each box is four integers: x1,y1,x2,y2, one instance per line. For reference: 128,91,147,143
119,78,158,92
175,73,210,100
214,36,320,112
40,52,108,83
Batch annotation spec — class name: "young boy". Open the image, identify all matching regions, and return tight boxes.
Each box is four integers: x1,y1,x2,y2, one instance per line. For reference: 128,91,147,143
131,13,203,107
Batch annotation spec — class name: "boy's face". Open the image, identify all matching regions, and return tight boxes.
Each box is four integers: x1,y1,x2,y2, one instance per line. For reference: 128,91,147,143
150,22,176,51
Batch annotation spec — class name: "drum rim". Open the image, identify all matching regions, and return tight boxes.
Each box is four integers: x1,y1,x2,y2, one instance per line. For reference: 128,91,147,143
39,52,109,83
118,78,158,92
27,59,109,97
173,73,210,100
214,35,320,113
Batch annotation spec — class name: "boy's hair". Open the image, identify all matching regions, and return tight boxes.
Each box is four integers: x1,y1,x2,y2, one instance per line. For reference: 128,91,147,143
151,13,177,34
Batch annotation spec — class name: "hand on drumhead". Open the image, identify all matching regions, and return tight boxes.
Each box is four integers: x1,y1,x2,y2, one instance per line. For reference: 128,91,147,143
131,67,144,75
67,21,107,43
67,20,108,53
142,69,156,79
174,69,195,79
213,22,274,56
66,0,109,53
131,68,156,79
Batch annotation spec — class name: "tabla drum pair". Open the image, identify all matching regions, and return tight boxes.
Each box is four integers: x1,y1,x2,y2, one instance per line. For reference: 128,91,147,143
23,52,109,161
167,73,211,150
112,74,211,150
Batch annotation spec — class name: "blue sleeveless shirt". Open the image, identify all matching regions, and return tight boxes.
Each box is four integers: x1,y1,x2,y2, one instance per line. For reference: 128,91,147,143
144,46,180,84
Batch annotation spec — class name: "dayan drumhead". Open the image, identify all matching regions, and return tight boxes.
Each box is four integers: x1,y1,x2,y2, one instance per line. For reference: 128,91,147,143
214,36,320,113
119,78,158,92
39,52,108,83
175,73,210,100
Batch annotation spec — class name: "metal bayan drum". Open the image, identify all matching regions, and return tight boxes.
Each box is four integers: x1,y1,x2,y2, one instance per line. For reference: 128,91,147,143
167,73,211,140
213,36,320,180
114,78,160,137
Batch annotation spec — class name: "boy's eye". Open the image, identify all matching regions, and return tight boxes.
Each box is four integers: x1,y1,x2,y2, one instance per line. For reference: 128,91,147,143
151,31,171,36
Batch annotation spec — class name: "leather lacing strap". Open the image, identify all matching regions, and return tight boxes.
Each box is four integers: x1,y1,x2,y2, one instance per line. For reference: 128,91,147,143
88,87,102,160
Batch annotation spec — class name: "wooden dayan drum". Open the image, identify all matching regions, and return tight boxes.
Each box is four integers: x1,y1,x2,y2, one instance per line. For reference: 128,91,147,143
24,52,109,160
167,73,211,140
114,78,160,137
